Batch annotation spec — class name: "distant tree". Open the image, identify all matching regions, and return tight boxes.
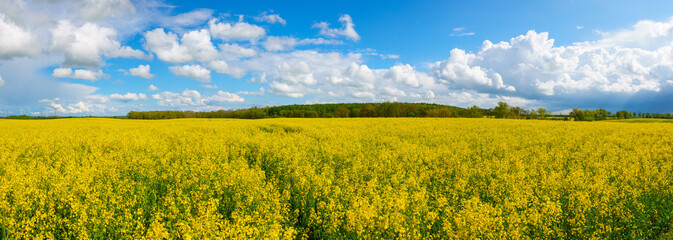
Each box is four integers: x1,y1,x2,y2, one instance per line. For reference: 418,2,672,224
360,103,375,117
596,109,610,120
426,109,439,118
184,111,196,118
304,111,319,118
494,102,510,118
335,107,351,117
538,107,548,119
615,110,632,119
246,108,266,119
438,107,453,117
511,106,527,119
570,108,584,121
388,102,403,117
526,109,538,119
465,105,483,118
352,108,361,117
405,104,420,117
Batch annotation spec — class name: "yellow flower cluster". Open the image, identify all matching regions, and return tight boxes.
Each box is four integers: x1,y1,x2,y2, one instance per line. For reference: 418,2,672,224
0,118,671,239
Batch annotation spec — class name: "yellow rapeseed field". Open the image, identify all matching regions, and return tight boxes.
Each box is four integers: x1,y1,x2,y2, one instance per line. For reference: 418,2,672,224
0,118,672,239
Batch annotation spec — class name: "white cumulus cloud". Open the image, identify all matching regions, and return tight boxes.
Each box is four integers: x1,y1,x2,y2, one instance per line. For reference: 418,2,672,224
276,61,316,85
208,18,266,42
313,14,360,41
210,90,244,102
207,60,246,78
144,28,218,63
181,29,219,62
160,9,214,29
0,14,40,59
235,50,438,101
109,46,152,60
41,98,113,115
386,64,433,88
432,48,514,92
424,25,673,111
129,64,154,79
152,89,206,106
49,20,145,67
237,87,265,96
144,28,191,63
151,89,243,107
110,92,147,102
52,67,105,81
254,11,286,25
169,64,211,82
219,43,258,58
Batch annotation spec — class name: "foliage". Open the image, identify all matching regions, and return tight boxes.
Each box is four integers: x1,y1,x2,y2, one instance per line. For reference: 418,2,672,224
127,103,471,119
3,115,62,120
125,102,669,122
0,118,672,238
569,109,638,121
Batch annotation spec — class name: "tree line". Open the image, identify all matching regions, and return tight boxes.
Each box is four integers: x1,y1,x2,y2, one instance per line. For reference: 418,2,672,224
128,103,478,120
125,102,668,121
569,108,673,121
2,115,62,120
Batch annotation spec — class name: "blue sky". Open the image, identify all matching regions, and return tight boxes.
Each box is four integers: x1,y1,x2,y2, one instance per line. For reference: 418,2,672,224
1,0,673,116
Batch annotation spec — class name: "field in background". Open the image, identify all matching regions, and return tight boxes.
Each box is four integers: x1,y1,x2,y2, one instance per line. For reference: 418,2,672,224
0,118,672,239
605,118,673,123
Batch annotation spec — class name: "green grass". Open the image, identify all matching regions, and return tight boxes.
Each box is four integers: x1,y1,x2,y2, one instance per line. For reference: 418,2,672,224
605,118,673,123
